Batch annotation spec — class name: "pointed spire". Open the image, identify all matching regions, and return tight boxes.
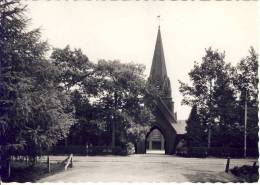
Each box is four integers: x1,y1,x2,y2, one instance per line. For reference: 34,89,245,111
149,26,168,83
157,15,161,27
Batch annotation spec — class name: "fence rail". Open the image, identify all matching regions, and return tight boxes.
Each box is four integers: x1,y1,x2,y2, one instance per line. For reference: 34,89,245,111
64,154,73,171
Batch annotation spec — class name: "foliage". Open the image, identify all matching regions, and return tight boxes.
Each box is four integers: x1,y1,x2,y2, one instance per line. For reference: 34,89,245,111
186,105,205,147
50,145,128,156
0,1,74,177
176,146,258,158
179,47,258,149
50,47,155,148
67,90,108,146
230,164,259,182
234,47,259,148
91,60,154,146
50,46,93,92
179,48,236,147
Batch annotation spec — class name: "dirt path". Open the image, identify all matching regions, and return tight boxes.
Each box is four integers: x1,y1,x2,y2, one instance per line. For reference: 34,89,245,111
38,154,256,182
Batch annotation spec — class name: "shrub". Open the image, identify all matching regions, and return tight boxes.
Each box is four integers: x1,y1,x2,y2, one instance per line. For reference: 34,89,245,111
112,147,125,155
52,145,86,155
176,147,188,157
50,145,128,156
125,142,135,155
188,147,208,158
176,147,258,158
230,164,259,182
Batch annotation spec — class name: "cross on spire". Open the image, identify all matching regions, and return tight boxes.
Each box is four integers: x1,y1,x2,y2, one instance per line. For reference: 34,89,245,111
157,15,161,27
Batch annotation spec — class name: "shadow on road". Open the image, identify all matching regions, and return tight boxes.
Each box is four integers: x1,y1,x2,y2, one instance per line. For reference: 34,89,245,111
183,172,242,183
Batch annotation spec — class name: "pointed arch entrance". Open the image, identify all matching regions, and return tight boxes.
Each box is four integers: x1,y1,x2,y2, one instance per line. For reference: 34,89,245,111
146,126,165,154
136,115,177,155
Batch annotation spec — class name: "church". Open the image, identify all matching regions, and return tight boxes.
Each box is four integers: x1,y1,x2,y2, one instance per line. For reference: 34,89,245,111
136,26,186,154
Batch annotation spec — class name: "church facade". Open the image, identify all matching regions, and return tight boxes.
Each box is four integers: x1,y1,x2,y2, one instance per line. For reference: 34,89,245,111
136,26,185,155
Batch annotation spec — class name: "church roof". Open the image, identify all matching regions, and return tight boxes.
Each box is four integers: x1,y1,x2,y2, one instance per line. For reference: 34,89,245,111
149,26,168,83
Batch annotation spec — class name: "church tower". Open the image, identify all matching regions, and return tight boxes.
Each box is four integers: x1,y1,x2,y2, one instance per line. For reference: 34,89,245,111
148,26,175,117
136,26,177,155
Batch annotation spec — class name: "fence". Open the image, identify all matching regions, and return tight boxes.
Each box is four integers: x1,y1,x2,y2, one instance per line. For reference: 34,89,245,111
64,154,73,170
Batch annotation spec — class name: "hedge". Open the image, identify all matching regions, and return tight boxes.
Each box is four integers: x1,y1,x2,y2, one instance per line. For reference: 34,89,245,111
176,147,259,158
50,145,128,156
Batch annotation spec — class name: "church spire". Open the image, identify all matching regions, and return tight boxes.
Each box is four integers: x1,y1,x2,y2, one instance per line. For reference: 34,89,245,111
149,26,168,84
148,24,176,123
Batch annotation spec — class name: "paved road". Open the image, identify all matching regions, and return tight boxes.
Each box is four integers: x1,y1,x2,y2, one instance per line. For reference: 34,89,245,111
39,154,257,182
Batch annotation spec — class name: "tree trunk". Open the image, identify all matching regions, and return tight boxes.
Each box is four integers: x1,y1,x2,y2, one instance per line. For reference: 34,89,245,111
65,137,68,146
112,120,115,147
244,90,247,158
112,91,118,148
47,155,51,173
207,79,213,150
207,125,211,149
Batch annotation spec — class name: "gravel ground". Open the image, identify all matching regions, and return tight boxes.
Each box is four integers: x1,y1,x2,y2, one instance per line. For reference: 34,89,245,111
38,154,257,182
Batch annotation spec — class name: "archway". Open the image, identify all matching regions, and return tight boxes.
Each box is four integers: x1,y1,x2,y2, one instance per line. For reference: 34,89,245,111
145,126,165,154
135,119,177,155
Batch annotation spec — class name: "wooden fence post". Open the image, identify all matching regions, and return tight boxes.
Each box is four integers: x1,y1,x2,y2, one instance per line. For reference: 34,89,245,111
47,156,51,173
225,157,230,173
7,159,11,178
70,154,73,168
64,154,73,170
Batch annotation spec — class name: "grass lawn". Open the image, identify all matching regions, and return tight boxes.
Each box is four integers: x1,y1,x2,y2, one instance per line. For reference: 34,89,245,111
5,158,65,182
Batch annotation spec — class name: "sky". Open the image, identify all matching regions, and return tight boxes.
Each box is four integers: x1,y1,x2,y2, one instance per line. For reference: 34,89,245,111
25,0,259,120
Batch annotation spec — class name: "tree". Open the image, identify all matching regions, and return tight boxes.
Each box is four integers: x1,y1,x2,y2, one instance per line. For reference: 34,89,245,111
186,105,205,148
235,47,258,149
179,48,237,148
50,46,94,93
67,90,108,146
50,46,96,146
92,60,154,147
14,60,75,157
0,0,74,177
51,56,155,148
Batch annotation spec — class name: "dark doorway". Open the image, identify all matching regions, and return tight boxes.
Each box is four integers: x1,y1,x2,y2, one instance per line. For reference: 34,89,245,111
145,127,165,154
